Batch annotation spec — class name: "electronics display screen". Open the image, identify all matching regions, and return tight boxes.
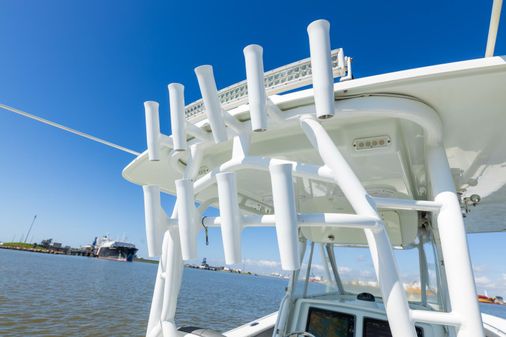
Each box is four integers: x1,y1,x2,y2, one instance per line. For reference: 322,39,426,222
363,317,424,337
305,307,355,337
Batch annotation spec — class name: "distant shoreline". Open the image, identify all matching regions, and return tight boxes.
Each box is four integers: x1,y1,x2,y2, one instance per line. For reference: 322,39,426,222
0,246,271,278
0,242,69,255
0,245,159,264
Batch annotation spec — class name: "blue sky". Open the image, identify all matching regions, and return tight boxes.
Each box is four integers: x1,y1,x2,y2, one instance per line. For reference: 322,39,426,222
0,1,504,295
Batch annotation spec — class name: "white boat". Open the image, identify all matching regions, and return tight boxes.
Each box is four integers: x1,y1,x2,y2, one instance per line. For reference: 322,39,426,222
122,3,506,337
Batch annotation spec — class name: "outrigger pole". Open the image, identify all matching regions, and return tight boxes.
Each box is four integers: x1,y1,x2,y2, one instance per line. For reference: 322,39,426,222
485,0,503,57
0,103,140,156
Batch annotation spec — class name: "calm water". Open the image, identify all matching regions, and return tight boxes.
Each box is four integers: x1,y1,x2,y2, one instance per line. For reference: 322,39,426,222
0,249,286,336
0,249,504,337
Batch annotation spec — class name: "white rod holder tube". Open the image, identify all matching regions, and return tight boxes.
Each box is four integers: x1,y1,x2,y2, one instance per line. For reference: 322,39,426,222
143,185,164,257
216,172,242,264
307,20,335,119
175,178,197,260
194,65,227,143
244,44,267,132
269,163,300,271
168,83,187,152
144,101,161,161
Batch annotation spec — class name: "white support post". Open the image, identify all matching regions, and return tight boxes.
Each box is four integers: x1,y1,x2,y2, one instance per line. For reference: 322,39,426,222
307,20,335,119
300,115,417,337
216,172,242,264
146,230,167,337
147,145,206,337
417,240,430,307
426,145,484,337
244,44,267,132
320,243,333,292
185,121,211,142
142,185,166,257
326,244,345,295
146,224,184,337
274,239,308,337
160,225,184,337
144,101,161,161
269,163,301,271
175,178,198,260
194,65,228,143
232,134,250,160
168,83,187,152
266,98,284,124
303,242,315,297
222,110,245,134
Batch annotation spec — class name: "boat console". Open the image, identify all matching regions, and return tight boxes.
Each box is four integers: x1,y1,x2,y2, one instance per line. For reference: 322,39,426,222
288,295,445,337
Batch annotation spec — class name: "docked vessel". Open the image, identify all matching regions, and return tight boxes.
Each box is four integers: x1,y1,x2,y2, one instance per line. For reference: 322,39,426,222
122,2,506,337
93,236,138,262
479,295,496,305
